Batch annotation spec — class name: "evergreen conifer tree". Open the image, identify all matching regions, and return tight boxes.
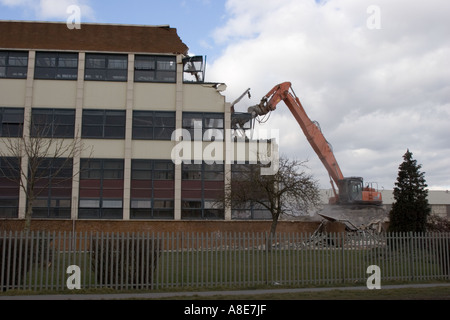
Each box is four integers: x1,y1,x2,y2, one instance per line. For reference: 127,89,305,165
389,150,431,232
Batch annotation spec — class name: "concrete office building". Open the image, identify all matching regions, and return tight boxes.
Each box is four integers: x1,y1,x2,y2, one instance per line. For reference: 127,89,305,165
0,20,275,225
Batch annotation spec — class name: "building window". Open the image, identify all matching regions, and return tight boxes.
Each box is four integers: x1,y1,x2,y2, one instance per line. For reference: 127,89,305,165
134,55,176,83
132,111,175,140
231,163,272,220
85,53,128,82
0,51,28,79
31,108,75,138
79,159,124,220
183,56,205,83
31,158,73,219
231,112,253,131
130,160,175,220
182,112,224,141
0,157,20,218
82,109,126,139
35,52,78,80
0,108,24,137
181,162,224,220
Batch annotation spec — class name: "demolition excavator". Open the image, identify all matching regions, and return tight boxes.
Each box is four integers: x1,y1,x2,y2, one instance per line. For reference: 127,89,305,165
243,82,387,229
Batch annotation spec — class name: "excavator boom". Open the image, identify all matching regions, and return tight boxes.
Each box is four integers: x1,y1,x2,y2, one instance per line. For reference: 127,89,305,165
262,83,343,183
247,82,382,207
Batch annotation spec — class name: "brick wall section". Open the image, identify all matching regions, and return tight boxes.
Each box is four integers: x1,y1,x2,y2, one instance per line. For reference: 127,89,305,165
0,219,325,234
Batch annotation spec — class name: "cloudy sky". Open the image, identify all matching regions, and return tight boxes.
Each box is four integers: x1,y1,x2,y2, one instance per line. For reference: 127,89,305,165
1,0,449,191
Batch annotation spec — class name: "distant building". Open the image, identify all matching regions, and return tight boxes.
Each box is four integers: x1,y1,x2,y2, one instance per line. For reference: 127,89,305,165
320,189,450,219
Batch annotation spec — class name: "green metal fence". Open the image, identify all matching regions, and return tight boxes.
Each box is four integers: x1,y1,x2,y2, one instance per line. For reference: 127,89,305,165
1,231,449,292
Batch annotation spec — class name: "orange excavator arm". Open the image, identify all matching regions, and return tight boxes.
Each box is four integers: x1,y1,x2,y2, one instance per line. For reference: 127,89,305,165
248,82,344,200
248,81,383,206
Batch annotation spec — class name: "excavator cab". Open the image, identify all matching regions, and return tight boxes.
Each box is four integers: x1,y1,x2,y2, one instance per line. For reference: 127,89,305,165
338,177,363,204
337,177,382,206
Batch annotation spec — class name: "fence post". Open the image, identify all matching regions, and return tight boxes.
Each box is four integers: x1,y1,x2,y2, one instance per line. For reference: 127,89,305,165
1,232,7,291
442,232,450,280
409,232,414,282
341,232,345,284
264,232,268,285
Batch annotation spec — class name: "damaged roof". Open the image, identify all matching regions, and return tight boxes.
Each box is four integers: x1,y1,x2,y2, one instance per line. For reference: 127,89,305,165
0,20,189,55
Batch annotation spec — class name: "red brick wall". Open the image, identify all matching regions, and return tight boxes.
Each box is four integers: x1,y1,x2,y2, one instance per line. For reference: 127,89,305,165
0,219,322,234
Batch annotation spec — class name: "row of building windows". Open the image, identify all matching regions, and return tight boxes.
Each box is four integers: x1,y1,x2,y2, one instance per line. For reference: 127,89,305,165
0,158,270,220
0,107,224,140
0,51,177,83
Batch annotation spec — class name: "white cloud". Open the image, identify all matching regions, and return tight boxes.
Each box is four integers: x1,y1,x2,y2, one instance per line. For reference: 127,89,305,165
208,0,450,190
0,0,95,20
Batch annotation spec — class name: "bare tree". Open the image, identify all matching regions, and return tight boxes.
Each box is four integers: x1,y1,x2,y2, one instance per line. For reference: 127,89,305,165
224,156,321,236
0,119,91,231
427,214,450,232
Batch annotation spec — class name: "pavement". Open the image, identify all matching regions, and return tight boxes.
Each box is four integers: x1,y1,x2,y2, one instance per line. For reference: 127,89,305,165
1,283,450,300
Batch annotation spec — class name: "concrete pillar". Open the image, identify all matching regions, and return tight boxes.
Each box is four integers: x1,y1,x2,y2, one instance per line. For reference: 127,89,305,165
17,50,35,220
71,52,85,220
174,55,184,220
122,53,135,221
224,102,232,221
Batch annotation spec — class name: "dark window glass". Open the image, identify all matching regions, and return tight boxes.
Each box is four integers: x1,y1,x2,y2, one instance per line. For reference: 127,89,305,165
135,55,176,83
182,162,223,181
230,163,272,220
35,52,78,80
0,51,28,79
0,157,20,179
31,158,73,219
183,112,224,141
130,159,174,220
79,159,124,220
133,111,175,140
0,156,20,218
35,158,73,179
0,108,24,137
231,112,253,130
80,159,124,180
31,108,75,138
0,200,19,218
181,162,224,220
82,110,126,139
85,53,128,81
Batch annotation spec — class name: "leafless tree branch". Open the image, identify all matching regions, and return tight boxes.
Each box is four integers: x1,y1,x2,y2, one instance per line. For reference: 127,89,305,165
222,155,321,236
0,119,92,231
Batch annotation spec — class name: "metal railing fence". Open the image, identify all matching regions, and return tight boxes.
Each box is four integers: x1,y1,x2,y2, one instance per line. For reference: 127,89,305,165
1,231,449,292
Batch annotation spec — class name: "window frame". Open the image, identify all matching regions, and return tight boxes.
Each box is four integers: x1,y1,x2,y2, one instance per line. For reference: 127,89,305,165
84,53,128,82
79,159,124,220
182,112,224,141
31,158,74,219
0,50,28,79
31,108,75,138
134,55,177,83
230,163,272,220
181,161,224,220
182,162,224,182
0,107,24,137
82,109,126,139
0,157,21,218
34,51,79,80
132,110,176,141
130,159,175,220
